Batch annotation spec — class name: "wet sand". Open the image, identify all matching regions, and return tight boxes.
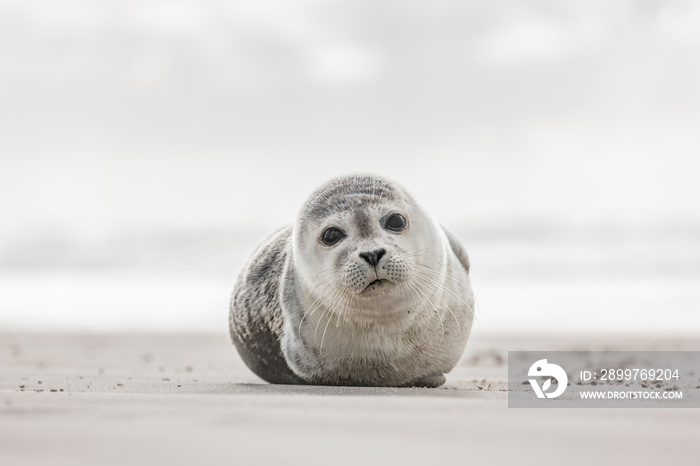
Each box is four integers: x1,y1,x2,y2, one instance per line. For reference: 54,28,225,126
1,332,698,466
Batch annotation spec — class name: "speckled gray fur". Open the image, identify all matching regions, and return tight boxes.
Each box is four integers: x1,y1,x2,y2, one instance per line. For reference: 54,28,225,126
229,175,474,387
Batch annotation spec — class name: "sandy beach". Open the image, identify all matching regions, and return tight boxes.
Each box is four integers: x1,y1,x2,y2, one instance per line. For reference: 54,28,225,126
1,332,699,466
3,1,699,465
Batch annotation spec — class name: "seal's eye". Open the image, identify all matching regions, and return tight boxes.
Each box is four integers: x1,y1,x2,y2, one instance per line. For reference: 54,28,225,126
385,213,407,232
320,227,345,246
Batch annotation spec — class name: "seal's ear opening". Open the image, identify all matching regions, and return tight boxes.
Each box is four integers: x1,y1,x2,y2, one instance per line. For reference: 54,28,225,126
441,225,470,274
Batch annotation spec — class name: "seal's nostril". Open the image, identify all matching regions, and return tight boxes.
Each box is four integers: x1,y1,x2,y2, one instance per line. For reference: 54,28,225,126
359,248,386,267
375,248,386,263
359,251,374,266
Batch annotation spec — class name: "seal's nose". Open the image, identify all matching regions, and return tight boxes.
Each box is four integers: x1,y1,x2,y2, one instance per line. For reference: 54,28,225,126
359,248,386,267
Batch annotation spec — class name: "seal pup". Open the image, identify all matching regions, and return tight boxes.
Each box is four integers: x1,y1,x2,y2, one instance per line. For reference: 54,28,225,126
229,174,474,387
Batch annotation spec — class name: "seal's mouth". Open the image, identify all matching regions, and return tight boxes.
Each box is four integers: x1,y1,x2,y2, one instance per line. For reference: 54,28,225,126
362,279,389,292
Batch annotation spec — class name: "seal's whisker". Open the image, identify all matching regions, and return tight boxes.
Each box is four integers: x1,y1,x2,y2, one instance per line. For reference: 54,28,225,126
322,290,353,354
405,279,444,345
414,261,480,317
343,292,357,326
319,296,339,356
412,268,475,319
307,273,340,293
413,263,476,307
302,280,333,320
411,275,462,337
400,280,414,303
314,286,343,345
298,278,338,339
313,267,345,279
298,284,332,334
418,265,474,295
410,280,445,345
402,247,432,259
414,261,473,291
334,289,352,328
412,266,480,328
415,263,478,314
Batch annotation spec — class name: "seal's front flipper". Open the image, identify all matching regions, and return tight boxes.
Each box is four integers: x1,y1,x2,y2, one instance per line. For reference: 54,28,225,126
404,374,446,388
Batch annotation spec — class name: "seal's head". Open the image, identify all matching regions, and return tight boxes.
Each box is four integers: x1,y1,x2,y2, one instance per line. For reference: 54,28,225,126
291,174,445,325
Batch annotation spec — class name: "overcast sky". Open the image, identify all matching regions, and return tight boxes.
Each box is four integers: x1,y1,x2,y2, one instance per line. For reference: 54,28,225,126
2,0,699,246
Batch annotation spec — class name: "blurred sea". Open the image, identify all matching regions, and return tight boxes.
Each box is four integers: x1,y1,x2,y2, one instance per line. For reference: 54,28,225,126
1,221,698,334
